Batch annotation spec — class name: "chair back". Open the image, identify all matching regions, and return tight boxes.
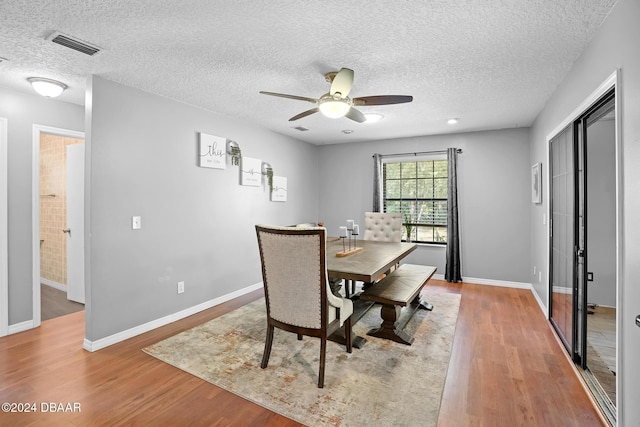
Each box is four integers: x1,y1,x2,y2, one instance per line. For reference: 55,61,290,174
363,212,402,242
255,225,327,330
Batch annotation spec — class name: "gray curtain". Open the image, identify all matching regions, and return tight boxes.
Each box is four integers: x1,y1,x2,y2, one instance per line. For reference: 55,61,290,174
445,148,462,283
372,153,383,212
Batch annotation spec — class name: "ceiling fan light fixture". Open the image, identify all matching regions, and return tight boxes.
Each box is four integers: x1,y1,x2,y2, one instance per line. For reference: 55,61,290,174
27,77,67,97
318,96,351,119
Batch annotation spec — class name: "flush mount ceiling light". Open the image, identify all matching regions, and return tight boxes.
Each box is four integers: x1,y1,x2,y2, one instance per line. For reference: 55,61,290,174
364,113,384,123
447,118,460,125
27,77,67,98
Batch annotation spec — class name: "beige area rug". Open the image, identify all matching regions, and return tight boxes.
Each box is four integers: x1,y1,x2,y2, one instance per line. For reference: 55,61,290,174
143,291,461,427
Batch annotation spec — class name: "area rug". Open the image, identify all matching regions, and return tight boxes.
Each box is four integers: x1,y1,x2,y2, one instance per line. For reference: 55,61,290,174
143,291,461,427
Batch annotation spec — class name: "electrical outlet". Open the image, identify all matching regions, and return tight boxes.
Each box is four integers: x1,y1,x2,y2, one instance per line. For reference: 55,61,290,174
177,281,185,294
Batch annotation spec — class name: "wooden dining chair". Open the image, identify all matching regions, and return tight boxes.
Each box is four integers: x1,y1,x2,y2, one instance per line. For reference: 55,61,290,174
255,224,353,388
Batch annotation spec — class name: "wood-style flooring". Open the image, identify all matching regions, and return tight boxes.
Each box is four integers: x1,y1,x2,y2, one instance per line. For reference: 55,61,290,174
41,284,84,321
0,280,605,426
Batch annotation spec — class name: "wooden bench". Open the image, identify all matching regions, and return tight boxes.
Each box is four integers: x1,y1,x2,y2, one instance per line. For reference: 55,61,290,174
359,264,436,345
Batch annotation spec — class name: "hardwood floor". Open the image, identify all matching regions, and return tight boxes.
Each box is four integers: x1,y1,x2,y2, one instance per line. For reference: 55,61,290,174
0,281,605,426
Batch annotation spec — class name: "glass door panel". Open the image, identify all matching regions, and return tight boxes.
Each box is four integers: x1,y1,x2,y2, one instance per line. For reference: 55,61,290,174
550,124,575,353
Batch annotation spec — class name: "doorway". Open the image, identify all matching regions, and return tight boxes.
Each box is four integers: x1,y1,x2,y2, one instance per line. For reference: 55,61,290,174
548,85,618,424
32,126,85,325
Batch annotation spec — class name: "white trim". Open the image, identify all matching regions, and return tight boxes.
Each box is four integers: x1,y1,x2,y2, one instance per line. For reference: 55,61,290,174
41,279,67,292
613,69,623,423
545,69,621,420
0,117,7,337
430,273,531,289
8,320,34,335
83,282,263,352
530,285,547,317
461,276,531,290
552,285,573,295
32,125,85,331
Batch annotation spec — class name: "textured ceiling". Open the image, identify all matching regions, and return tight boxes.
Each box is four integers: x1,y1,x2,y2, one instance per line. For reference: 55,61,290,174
0,0,617,145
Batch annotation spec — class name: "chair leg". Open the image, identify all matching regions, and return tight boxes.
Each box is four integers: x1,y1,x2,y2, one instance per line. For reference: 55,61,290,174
261,324,274,369
318,337,326,388
297,333,303,340
345,317,353,354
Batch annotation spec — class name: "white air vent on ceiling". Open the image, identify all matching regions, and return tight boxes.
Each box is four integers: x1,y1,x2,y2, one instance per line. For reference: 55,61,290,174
46,31,101,56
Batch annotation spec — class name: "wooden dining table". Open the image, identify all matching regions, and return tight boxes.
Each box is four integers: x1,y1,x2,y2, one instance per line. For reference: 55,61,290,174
325,237,426,348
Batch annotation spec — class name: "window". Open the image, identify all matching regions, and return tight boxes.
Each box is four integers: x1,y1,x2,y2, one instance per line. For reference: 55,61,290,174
383,158,448,244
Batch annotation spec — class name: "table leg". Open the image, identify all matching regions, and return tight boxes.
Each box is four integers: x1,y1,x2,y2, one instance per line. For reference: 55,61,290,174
412,294,433,311
328,299,375,349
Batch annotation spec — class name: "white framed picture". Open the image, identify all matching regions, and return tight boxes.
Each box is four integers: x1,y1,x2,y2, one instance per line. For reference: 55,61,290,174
271,176,287,202
532,163,542,204
198,133,226,169
241,157,262,186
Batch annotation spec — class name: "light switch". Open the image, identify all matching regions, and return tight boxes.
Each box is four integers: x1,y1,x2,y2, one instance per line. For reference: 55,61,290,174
132,216,142,230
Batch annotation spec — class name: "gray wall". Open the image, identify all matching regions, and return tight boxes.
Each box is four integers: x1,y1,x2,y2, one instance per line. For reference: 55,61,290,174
587,119,616,308
529,0,640,422
84,76,319,341
0,87,84,324
318,128,531,284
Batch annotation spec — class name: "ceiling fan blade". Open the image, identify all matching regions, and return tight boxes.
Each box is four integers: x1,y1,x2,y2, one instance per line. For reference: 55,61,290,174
330,68,354,97
289,107,319,121
260,91,318,104
345,107,366,123
352,95,413,106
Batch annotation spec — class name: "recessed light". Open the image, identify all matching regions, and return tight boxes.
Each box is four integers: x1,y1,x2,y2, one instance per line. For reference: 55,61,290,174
341,130,354,134
364,113,384,123
447,118,460,125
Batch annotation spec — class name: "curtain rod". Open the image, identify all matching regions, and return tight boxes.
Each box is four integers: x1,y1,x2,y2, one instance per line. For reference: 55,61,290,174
374,148,462,158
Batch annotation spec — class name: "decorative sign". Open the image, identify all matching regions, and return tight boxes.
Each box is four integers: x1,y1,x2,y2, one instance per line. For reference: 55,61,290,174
531,163,542,204
199,133,226,169
241,156,262,186
271,176,288,202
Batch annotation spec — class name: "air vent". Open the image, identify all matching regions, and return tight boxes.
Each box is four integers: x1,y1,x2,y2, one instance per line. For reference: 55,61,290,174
292,126,309,132
46,31,101,56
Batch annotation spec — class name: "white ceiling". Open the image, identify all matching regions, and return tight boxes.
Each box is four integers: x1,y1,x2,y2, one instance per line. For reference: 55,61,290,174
0,0,617,145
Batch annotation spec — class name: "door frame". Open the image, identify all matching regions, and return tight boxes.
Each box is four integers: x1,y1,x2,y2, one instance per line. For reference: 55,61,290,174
32,125,85,327
0,118,8,337
545,69,623,417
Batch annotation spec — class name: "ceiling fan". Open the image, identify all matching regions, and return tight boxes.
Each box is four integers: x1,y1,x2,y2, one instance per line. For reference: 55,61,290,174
259,68,413,123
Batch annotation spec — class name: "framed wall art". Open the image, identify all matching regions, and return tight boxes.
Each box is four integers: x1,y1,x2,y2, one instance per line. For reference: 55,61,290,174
198,133,226,169
532,163,542,204
271,176,287,202
241,156,262,186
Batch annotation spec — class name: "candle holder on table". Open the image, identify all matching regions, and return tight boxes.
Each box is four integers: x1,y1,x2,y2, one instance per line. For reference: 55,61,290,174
336,221,363,257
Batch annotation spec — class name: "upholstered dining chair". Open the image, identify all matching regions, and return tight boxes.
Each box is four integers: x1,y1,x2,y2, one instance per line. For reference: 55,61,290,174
342,212,403,296
363,212,403,242
255,224,353,388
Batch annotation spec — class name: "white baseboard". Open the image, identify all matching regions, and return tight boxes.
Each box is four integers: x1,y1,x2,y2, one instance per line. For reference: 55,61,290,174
8,320,34,335
531,286,548,317
83,282,263,352
41,278,67,292
460,276,532,290
553,285,572,294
